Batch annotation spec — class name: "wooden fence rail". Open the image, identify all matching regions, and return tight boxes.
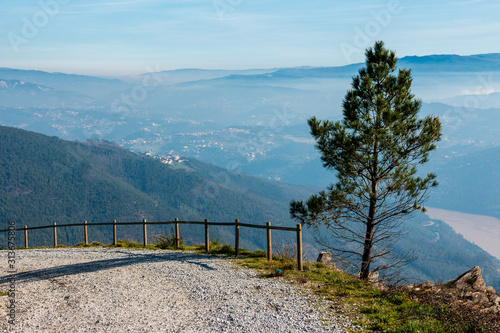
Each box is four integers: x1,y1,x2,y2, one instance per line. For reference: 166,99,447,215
1,219,303,270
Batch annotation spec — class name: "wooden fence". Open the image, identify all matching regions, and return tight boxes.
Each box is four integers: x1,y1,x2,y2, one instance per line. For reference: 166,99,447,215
1,219,303,270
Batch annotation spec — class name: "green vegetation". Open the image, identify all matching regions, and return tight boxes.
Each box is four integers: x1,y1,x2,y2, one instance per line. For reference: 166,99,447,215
115,239,157,249
154,230,185,250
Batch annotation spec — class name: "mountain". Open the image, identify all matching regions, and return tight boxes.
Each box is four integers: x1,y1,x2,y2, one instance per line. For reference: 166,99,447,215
0,68,132,99
0,125,314,250
398,53,500,72
0,58,499,196
124,68,280,86
0,80,100,109
1,125,500,289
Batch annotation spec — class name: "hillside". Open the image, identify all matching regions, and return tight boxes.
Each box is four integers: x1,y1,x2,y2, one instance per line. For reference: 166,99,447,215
0,125,313,249
0,79,100,109
0,68,131,99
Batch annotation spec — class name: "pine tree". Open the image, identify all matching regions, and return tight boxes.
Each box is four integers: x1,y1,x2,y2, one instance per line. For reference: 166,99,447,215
290,41,442,280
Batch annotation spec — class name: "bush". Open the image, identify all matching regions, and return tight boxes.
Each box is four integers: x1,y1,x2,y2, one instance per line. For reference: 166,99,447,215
209,242,235,256
154,229,184,249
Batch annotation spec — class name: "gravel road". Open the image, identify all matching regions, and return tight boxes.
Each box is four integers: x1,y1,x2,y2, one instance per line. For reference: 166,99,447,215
0,248,357,332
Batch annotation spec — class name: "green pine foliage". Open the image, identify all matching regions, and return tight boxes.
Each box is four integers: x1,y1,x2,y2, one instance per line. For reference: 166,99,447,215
290,41,442,280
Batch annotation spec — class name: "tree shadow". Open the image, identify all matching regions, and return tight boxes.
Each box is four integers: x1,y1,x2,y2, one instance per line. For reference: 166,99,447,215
0,250,217,284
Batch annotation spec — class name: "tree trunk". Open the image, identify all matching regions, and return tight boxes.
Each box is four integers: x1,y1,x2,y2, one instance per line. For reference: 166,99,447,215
361,137,378,280
360,209,375,280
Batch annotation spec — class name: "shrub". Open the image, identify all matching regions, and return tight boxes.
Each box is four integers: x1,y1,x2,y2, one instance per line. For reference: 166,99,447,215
209,242,235,256
154,229,184,249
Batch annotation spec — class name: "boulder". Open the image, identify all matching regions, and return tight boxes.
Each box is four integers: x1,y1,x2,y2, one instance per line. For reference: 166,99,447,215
446,266,486,292
410,281,434,292
471,292,490,305
316,252,338,270
355,270,379,284
404,266,500,315
489,294,500,306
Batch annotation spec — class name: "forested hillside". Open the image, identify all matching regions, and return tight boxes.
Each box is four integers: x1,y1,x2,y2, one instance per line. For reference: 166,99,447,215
0,125,313,249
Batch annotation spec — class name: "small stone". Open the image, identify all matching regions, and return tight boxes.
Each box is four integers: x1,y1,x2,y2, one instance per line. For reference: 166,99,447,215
485,286,496,294
316,252,338,270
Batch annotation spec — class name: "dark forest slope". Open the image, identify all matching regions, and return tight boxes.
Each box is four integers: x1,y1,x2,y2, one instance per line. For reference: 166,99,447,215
0,126,312,248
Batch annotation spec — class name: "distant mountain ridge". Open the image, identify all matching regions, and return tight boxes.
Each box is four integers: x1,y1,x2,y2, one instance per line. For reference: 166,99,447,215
3,52,500,90
0,68,132,98
0,79,100,109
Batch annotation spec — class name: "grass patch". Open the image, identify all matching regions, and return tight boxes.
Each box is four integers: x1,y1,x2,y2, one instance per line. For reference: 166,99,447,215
111,239,154,249
0,291,8,296
73,241,105,247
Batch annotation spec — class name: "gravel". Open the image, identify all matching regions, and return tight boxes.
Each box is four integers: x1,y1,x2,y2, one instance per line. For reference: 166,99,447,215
1,248,358,332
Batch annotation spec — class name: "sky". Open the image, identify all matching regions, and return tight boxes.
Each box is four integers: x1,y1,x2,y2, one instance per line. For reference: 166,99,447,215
1,0,499,76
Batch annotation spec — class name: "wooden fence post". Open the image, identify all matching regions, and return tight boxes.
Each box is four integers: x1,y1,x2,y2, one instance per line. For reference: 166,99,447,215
204,219,209,252
113,219,117,246
53,222,57,247
24,225,28,248
297,223,303,271
175,218,179,248
84,220,88,245
143,219,147,246
266,222,272,262
235,219,240,257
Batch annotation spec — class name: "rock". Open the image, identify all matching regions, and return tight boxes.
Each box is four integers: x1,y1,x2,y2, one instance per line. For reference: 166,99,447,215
489,294,500,306
471,292,489,305
486,286,496,294
480,305,500,314
446,266,486,292
316,252,338,270
355,270,379,284
369,270,380,284
420,281,433,289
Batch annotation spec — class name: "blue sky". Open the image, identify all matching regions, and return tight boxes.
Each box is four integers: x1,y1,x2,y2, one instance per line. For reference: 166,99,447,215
1,0,499,76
